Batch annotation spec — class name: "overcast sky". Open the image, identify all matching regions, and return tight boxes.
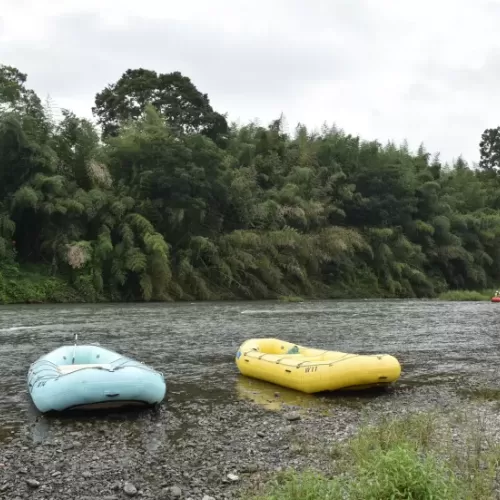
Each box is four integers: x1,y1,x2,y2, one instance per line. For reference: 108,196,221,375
1,0,499,165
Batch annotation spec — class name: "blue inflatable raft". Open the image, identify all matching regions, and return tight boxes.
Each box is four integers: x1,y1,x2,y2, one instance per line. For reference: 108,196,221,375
27,340,166,413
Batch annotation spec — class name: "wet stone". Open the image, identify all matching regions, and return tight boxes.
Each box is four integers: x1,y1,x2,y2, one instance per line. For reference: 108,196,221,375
166,485,182,497
26,478,40,488
124,481,138,496
242,463,259,473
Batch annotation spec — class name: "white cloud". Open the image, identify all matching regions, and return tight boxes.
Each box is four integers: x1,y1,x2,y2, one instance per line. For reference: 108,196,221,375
1,0,500,164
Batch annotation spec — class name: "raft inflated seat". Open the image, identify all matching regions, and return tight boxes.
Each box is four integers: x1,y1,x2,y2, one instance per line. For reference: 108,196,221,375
235,338,401,393
57,363,114,375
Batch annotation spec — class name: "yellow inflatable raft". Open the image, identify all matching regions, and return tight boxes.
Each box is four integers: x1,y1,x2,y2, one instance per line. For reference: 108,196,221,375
235,338,401,394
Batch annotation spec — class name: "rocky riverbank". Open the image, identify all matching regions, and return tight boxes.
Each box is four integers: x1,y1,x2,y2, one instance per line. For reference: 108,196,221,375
1,379,498,500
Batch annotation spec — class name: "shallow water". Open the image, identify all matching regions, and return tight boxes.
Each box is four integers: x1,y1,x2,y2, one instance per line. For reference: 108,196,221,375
0,299,499,435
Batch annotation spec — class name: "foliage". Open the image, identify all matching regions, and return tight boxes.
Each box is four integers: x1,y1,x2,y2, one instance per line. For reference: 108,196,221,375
479,127,500,171
2,63,500,304
278,295,304,302
438,290,493,301
247,412,500,500
92,68,228,144
0,263,81,303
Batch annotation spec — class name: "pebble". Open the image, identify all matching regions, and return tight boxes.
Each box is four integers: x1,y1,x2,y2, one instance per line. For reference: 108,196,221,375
124,482,138,496
26,478,40,488
166,485,182,497
242,463,259,473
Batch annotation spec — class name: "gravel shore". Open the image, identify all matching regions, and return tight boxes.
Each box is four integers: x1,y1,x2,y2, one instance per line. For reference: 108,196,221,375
1,378,497,500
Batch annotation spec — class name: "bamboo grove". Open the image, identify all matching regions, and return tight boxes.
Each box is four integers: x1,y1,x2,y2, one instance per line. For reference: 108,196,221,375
2,64,500,303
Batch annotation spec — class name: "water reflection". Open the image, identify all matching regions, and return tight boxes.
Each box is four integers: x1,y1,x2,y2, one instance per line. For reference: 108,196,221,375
236,375,322,411
236,374,394,412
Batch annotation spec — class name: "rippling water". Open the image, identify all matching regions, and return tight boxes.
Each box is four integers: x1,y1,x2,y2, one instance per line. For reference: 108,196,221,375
1,299,499,434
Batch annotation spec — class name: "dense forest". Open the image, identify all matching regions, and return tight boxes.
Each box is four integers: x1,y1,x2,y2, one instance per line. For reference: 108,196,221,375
1,64,500,304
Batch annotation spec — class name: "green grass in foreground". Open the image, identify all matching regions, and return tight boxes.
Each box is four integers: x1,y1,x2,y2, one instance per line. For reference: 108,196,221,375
246,412,500,500
437,290,494,301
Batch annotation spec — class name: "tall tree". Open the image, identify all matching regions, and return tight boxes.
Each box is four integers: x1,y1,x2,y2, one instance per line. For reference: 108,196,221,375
479,127,500,170
92,68,228,144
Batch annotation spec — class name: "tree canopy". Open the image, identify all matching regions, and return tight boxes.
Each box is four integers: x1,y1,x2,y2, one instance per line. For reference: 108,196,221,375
92,68,228,145
1,63,500,303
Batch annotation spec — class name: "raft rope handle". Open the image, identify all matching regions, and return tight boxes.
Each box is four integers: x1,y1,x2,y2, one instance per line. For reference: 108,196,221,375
242,348,363,368
110,357,158,373
54,362,158,379
328,354,361,366
295,350,330,368
31,354,162,383
248,350,320,366
30,359,58,368
247,350,290,364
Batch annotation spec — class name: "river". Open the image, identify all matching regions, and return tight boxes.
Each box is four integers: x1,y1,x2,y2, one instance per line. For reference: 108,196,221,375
1,298,498,430
1,299,499,499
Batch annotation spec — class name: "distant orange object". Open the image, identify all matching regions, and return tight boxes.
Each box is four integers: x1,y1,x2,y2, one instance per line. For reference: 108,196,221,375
491,296,500,302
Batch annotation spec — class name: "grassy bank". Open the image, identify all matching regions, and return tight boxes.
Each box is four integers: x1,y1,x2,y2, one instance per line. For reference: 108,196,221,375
437,290,494,301
1,261,498,305
0,262,420,305
246,411,500,500
0,264,85,304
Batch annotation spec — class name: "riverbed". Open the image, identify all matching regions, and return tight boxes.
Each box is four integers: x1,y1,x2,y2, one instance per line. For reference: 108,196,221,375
0,299,499,499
